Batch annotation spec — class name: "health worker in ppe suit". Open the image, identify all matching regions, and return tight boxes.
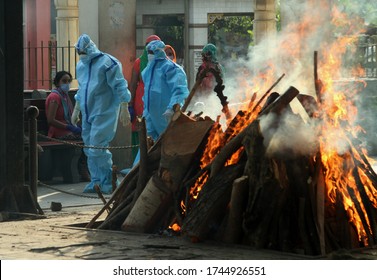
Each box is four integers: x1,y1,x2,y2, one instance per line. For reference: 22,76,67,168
141,40,189,141
72,34,131,194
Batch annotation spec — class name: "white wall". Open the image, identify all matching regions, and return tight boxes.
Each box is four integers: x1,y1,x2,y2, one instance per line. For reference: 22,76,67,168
136,0,184,49
190,0,254,86
78,0,99,45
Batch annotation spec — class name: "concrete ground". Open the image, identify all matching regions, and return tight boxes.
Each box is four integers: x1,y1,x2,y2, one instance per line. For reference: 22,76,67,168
1,177,377,260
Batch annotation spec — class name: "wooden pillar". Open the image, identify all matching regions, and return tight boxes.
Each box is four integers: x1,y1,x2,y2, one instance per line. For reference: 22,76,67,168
253,0,276,46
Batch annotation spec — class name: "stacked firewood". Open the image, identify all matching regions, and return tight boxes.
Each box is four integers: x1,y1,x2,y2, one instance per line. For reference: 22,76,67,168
87,53,377,256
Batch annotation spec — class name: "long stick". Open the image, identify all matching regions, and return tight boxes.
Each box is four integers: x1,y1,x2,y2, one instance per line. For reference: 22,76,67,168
182,68,211,112
94,185,110,214
135,118,148,202
250,73,285,112
314,51,324,103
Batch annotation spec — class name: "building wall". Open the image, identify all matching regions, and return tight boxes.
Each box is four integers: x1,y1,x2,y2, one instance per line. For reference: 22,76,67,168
78,0,99,44
78,0,135,82
24,0,254,89
24,0,51,89
54,0,79,87
136,0,254,86
135,0,185,53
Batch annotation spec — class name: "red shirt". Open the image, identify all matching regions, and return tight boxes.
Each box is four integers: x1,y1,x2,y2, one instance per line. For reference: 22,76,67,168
197,62,217,95
45,91,72,138
132,58,145,131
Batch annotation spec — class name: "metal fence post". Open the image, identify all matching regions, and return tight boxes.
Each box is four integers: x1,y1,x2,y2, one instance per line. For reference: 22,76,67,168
27,105,39,203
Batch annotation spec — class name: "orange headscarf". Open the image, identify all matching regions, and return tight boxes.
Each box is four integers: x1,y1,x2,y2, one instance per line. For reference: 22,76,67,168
146,35,161,44
164,45,177,63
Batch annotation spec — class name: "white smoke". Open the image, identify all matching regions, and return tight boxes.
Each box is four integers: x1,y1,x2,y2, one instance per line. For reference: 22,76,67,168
190,1,375,155
260,109,320,158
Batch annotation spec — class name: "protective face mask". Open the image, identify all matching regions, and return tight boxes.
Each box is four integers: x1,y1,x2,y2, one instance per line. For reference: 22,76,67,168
60,83,70,93
148,54,155,62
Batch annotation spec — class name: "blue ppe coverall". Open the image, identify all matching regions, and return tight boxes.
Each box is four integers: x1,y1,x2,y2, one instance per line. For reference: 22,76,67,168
74,34,131,194
141,40,189,140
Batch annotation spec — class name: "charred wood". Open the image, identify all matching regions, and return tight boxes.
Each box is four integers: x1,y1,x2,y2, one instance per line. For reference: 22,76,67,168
288,157,320,255
335,187,359,250
296,94,319,118
221,175,249,244
181,164,244,242
314,51,325,103
210,86,299,179
309,154,326,254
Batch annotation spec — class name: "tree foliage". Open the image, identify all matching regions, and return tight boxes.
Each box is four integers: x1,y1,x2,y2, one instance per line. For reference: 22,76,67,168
208,14,254,59
335,0,377,26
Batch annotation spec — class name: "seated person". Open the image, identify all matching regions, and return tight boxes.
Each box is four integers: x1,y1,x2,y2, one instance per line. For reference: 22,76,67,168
45,71,90,182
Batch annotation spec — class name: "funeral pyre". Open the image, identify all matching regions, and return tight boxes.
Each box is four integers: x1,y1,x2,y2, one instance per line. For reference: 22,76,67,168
87,2,377,256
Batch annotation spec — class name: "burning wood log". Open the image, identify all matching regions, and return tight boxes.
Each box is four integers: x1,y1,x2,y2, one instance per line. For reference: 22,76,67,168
209,86,300,179
351,164,377,245
240,114,326,253
314,51,325,103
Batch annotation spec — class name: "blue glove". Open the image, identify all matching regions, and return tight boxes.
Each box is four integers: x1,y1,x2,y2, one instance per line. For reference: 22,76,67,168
128,105,135,123
67,124,82,134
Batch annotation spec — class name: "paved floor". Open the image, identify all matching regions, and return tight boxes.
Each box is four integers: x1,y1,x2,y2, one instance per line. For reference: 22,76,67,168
1,176,377,260
0,180,307,260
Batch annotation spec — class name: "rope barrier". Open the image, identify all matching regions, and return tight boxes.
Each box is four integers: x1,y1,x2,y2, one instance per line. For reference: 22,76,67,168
37,180,112,200
37,133,139,150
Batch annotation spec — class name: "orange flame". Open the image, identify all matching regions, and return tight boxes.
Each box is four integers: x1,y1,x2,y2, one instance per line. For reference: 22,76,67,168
315,7,375,244
169,223,181,232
